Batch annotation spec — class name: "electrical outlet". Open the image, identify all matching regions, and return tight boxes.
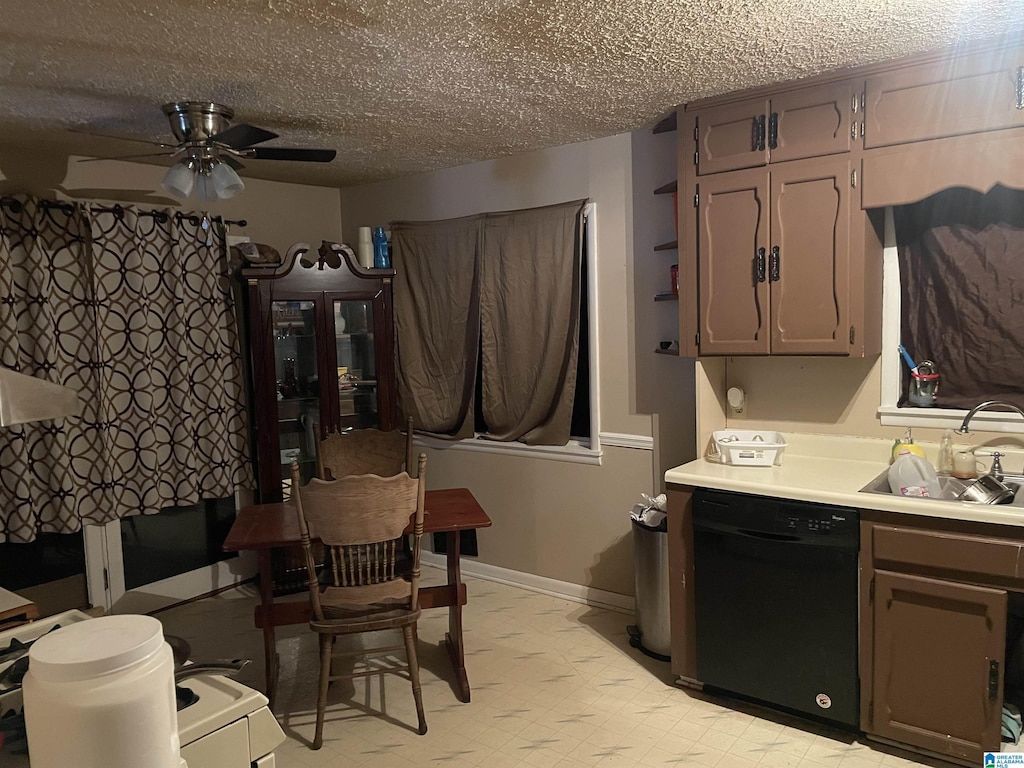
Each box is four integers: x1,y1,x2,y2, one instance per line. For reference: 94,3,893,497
727,387,746,419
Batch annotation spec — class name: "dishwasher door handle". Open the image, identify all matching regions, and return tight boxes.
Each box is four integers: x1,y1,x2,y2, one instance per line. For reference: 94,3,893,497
737,529,801,543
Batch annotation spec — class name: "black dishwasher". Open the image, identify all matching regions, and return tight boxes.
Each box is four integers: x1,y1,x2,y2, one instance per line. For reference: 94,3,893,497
693,488,859,729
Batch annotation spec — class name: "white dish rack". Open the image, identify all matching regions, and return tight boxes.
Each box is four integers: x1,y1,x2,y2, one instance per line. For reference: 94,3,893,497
712,430,787,466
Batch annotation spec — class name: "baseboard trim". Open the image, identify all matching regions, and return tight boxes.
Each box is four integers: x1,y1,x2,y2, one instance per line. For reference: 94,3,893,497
421,553,634,614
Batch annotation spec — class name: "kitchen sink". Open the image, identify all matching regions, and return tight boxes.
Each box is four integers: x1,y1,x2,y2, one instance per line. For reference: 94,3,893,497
860,471,1024,507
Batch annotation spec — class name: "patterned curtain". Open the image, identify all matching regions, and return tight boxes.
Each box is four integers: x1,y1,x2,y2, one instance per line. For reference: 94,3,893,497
0,196,253,543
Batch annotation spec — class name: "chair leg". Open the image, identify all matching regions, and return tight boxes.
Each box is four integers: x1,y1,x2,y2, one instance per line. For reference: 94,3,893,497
403,623,427,735
313,633,332,749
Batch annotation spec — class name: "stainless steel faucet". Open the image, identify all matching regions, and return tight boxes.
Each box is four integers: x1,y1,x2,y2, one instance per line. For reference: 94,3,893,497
958,400,1024,434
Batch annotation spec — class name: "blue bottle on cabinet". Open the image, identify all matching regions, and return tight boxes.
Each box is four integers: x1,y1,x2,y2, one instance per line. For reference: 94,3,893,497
372,227,390,269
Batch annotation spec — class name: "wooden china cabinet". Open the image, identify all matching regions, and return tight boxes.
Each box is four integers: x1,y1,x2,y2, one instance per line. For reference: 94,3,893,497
242,241,397,503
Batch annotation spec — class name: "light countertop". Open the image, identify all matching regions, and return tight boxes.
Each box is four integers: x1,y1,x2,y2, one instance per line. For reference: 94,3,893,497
665,432,1024,528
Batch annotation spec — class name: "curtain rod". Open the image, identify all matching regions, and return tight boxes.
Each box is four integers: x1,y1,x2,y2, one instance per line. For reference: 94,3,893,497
0,197,246,227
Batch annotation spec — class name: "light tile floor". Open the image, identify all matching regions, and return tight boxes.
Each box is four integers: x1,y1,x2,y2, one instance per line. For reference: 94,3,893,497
157,569,948,768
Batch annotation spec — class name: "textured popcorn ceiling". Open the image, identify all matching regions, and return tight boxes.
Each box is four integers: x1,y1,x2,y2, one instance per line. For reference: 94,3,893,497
0,0,1022,188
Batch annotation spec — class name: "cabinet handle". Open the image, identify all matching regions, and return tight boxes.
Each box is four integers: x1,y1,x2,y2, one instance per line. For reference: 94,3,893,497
768,112,778,150
756,247,766,283
989,659,1000,700
1017,66,1024,110
749,114,765,151
770,246,780,282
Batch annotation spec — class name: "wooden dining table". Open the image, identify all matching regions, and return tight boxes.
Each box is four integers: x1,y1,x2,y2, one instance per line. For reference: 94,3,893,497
222,487,491,707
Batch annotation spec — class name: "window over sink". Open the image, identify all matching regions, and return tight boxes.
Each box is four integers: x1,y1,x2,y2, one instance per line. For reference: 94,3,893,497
878,188,1024,433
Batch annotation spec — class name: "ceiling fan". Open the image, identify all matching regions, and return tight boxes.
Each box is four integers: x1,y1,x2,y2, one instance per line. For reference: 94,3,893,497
86,101,337,201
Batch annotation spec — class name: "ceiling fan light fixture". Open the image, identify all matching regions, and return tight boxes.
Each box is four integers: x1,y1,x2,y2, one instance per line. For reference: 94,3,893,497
160,160,195,199
210,161,245,199
194,170,217,203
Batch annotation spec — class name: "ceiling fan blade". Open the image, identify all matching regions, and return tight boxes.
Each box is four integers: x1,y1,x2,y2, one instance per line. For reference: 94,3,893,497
211,123,278,149
68,128,177,150
248,147,337,163
77,150,178,163
223,156,245,171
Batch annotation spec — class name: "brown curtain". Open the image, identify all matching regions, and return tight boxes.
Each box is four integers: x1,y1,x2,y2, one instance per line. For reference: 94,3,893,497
480,200,585,444
894,185,1024,410
391,199,586,446
391,215,481,439
0,196,253,543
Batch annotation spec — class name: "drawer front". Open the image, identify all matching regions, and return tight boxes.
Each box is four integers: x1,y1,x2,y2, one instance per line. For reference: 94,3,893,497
180,718,250,768
872,524,1024,583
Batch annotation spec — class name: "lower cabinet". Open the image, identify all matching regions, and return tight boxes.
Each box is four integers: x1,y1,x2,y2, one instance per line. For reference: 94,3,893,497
861,517,1024,765
867,569,1006,761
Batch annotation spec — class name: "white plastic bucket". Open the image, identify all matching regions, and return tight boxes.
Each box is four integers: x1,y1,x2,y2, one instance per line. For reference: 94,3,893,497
23,614,182,768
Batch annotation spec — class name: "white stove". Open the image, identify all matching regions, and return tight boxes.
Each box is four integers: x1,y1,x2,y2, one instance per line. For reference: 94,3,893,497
0,611,284,768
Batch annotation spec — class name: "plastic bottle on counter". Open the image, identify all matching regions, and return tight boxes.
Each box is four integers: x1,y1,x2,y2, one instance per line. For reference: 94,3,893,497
888,448,942,498
372,227,390,269
938,429,954,474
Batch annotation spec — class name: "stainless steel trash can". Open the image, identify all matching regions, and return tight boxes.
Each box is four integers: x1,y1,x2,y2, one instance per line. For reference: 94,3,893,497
627,518,671,660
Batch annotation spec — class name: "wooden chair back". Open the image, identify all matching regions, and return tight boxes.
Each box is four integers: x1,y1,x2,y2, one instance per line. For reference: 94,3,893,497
292,454,427,620
316,416,415,480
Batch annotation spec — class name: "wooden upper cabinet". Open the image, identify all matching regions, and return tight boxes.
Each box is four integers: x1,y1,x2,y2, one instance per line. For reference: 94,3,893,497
770,81,857,163
867,569,1006,763
695,81,857,175
697,167,770,354
769,158,851,354
695,98,770,175
865,45,1024,148
697,157,854,355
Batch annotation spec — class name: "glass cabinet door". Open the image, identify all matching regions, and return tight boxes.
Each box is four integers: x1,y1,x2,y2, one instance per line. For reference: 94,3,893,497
272,300,320,496
333,299,378,428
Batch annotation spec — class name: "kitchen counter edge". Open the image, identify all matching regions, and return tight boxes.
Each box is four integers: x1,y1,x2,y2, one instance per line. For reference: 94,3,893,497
665,455,1024,528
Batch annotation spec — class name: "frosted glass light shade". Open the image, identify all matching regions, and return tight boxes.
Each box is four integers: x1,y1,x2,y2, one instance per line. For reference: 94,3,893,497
210,162,245,199
160,162,194,199
194,173,217,203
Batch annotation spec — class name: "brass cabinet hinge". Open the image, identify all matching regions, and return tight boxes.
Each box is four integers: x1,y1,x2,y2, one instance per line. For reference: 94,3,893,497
694,188,699,207
851,94,859,114
694,151,698,166
850,326,856,344
851,169,857,188
695,332,700,346
850,123,857,140
694,125,699,140
861,92,866,111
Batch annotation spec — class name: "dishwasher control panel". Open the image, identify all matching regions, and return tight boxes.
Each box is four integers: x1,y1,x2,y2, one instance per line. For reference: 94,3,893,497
778,510,850,535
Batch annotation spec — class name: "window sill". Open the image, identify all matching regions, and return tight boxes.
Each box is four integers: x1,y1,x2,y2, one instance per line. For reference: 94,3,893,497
413,435,603,465
878,405,1024,434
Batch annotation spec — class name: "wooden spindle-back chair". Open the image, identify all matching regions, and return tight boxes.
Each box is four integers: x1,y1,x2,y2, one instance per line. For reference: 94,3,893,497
291,453,428,746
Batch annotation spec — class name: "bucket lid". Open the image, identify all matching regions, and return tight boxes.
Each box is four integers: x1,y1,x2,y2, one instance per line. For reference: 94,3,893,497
28,614,166,683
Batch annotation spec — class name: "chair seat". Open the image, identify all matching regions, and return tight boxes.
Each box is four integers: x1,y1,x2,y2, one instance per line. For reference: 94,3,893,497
311,605,422,635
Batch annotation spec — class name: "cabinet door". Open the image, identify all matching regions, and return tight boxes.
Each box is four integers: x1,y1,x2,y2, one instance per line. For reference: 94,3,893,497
865,45,1024,148
869,569,1006,762
330,298,382,430
769,157,851,354
263,298,324,496
695,98,770,175
770,81,856,163
697,168,770,354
